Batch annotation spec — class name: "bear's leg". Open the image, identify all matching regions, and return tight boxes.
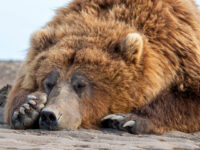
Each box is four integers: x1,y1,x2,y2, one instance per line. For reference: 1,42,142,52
4,68,48,129
101,90,200,134
10,92,47,129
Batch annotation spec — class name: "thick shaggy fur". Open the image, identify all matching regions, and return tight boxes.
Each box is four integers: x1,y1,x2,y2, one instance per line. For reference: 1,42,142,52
5,0,200,133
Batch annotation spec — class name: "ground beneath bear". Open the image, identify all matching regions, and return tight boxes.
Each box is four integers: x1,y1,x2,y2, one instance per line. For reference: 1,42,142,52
0,61,199,150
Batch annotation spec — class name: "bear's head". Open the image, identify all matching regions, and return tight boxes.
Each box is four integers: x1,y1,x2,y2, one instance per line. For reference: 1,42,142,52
23,28,151,130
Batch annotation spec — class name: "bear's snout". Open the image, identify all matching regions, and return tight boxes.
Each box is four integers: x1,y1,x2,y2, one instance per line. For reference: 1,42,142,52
39,110,58,130
39,82,82,130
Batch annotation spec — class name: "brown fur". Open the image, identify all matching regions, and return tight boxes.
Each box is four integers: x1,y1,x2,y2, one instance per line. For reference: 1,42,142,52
133,88,200,133
4,0,200,133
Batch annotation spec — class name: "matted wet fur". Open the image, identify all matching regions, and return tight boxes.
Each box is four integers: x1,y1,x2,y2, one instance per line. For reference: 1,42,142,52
4,0,200,134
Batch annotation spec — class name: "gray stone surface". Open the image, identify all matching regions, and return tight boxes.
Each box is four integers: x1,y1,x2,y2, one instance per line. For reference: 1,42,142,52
0,126,199,150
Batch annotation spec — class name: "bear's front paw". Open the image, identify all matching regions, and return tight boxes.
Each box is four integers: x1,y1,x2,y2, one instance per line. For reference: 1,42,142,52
11,92,47,129
101,114,154,134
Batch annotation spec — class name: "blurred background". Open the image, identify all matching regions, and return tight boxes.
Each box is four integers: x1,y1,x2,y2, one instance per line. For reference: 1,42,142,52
0,0,70,60
0,0,200,60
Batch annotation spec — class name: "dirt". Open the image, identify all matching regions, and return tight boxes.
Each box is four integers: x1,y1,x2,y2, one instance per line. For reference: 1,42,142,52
0,61,199,150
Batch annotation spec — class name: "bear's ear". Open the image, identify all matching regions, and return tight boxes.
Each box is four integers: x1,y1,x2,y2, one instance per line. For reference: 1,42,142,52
30,27,55,51
120,33,143,64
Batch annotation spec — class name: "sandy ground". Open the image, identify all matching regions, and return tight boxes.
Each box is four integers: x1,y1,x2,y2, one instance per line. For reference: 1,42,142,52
0,61,199,150
0,61,21,86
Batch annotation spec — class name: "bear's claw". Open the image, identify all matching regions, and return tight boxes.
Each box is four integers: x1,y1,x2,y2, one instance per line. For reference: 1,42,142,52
28,100,36,106
101,113,154,134
122,120,136,128
23,103,30,110
11,92,47,129
101,114,125,121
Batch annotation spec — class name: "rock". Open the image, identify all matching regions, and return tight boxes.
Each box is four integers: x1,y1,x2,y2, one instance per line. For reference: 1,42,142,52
0,84,12,124
0,127,199,150
0,84,11,107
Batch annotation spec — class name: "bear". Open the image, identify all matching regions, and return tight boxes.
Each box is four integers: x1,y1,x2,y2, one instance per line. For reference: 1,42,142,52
4,0,200,134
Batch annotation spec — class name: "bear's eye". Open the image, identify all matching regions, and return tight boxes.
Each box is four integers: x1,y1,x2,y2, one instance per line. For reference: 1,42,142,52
43,71,60,95
44,82,56,95
71,72,90,97
72,80,86,96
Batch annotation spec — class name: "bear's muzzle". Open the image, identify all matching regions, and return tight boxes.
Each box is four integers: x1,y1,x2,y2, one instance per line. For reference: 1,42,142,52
39,82,82,130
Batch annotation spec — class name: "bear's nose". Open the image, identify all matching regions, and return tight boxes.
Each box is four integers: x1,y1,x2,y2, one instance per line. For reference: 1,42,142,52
39,111,58,130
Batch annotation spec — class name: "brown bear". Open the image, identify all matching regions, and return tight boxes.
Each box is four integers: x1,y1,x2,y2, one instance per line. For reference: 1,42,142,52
4,0,200,134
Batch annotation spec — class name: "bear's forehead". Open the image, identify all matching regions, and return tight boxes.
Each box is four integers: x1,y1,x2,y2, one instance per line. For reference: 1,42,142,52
34,33,125,69
40,47,120,70
33,46,129,85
